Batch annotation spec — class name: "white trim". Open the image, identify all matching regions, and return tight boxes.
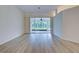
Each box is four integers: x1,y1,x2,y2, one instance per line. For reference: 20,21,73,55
0,34,22,45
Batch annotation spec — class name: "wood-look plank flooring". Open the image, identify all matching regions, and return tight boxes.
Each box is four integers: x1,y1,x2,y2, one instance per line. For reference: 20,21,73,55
0,33,79,53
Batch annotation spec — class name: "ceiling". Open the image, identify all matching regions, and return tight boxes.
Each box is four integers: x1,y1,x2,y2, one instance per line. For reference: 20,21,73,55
16,5,58,16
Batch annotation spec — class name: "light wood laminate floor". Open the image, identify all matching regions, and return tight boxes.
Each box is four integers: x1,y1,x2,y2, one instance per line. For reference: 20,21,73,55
0,33,79,53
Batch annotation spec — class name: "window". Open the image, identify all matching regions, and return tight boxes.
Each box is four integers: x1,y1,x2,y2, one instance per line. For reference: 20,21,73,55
30,18,50,32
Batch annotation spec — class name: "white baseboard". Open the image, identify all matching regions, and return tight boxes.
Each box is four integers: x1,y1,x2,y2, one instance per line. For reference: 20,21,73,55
0,33,22,45
54,33,79,44
62,37,79,44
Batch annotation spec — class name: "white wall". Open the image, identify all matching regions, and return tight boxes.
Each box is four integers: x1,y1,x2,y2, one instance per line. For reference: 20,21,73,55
25,12,50,17
50,17,54,35
62,6,79,43
53,6,79,43
0,6,24,45
53,12,63,38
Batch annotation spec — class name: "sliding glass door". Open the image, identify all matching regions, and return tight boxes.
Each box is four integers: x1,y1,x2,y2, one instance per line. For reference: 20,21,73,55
30,18,50,33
